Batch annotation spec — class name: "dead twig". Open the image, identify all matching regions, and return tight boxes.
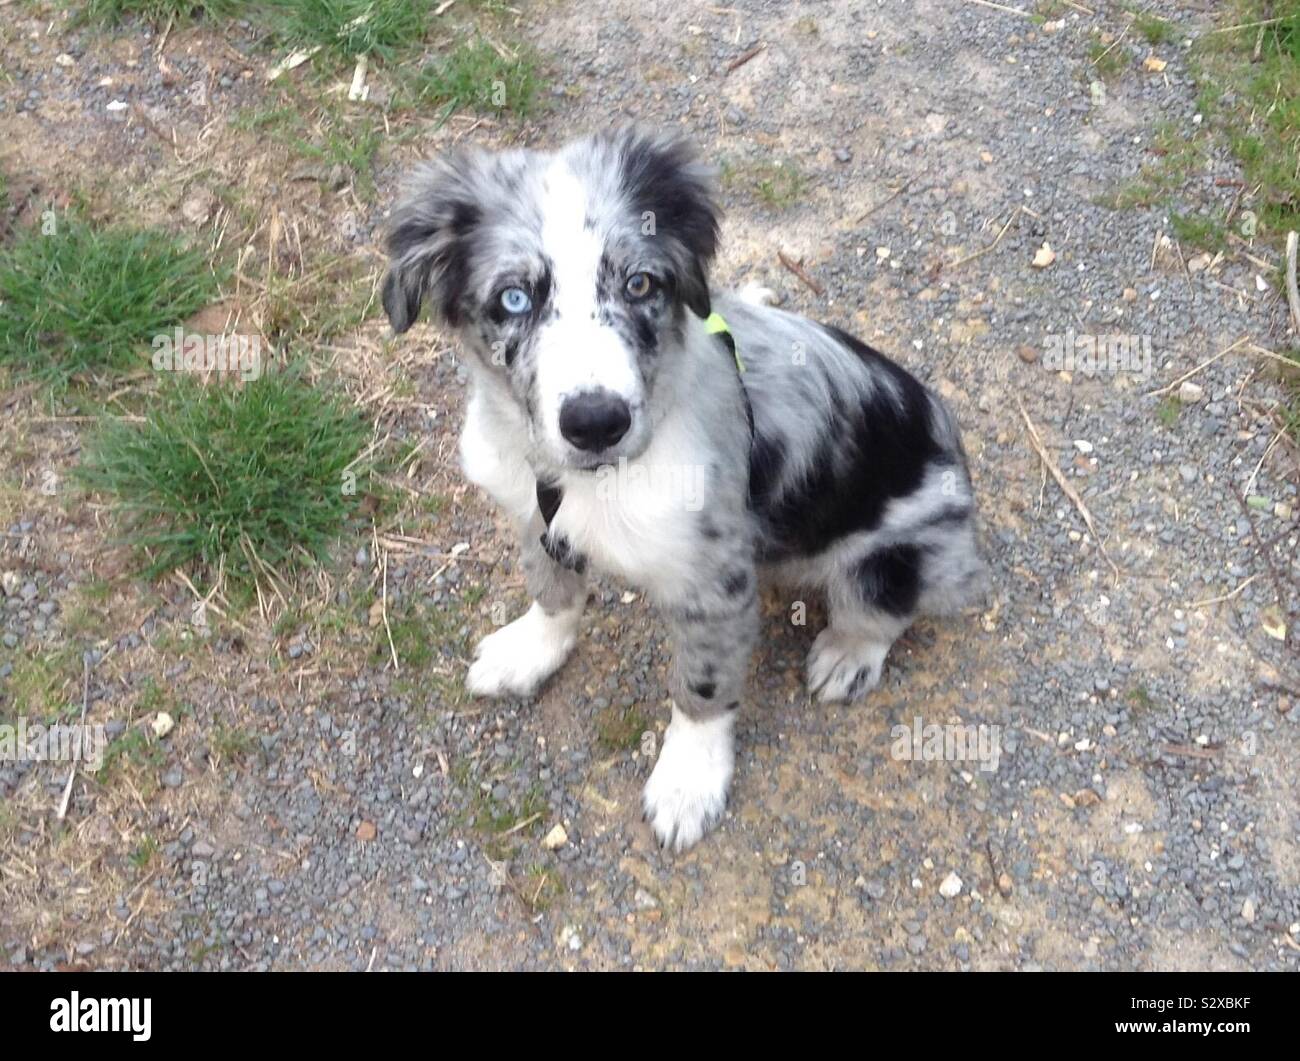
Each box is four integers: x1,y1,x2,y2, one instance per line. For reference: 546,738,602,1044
777,250,824,296
1016,397,1121,580
1285,231,1300,336
948,207,1020,270
1144,335,1249,397
56,656,90,821
725,43,765,74
1160,743,1221,760
854,176,916,224
1187,574,1260,610
381,548,400,674
962,0,1034,16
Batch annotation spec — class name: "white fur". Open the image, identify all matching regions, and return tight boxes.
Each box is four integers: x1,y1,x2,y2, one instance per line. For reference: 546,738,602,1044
533,160,646,460
466,600,584,697
806,627,892,701
459,387,536,525
547,345,715,602
642,704,735,852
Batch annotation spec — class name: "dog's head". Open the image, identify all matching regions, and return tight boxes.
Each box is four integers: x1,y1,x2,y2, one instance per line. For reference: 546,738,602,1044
382,128,720,470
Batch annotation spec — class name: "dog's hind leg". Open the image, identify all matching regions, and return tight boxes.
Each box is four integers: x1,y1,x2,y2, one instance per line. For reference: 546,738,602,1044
807,544,920,702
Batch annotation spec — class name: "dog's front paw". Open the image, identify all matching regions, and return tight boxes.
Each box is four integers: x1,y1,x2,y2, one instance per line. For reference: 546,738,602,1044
806,628,891,702
466,602,579,698
642,707,734,852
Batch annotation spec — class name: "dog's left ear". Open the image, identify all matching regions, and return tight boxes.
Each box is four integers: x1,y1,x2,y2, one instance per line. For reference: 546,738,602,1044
614,128,720,318
382,152,485,333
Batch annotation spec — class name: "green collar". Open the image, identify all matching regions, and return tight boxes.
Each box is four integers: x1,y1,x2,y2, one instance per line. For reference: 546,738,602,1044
704,312,745,373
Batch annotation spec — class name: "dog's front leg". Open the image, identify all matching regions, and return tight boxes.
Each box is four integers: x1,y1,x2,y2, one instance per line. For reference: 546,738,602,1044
643,560,758,852
466,510,586,698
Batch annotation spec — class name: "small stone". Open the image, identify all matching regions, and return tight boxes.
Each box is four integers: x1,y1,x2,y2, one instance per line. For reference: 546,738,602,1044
1241,897,1256,924
1177,381,1204,403
542,823,568,851
1032,243,1056,268
1073,439,1094,454
151,712,174,739
939,871,963,898
356,821,377,841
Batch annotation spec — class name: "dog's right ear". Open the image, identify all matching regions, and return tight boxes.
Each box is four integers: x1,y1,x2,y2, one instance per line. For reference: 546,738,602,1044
382,154,484,334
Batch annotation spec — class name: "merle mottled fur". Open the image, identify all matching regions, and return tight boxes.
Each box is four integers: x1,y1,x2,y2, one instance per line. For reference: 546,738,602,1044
381,127,984,850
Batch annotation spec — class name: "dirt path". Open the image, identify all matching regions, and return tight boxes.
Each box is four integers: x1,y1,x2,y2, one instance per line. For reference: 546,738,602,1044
1,0,1297,970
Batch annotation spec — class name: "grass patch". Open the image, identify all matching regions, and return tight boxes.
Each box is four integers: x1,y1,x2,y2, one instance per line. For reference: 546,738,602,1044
78,369,371,589
473,783,547,860
75,0,248,26
100,727,165,785
1169,210,1229,252
720,157,806,210
1155,396,1182,428
1088,37,1129,80
290,119,382,197
0,216,221,384
269,0,431,63
1098,121,1206,211
0,647,81,723
1133,12,1177,46
212,721,260,764
1191,1,1300,234
401,38,543,118
375,593,472,674
595,703,648,755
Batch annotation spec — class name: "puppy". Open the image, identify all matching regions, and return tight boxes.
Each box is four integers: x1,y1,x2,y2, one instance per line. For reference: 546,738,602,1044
382,128,983,851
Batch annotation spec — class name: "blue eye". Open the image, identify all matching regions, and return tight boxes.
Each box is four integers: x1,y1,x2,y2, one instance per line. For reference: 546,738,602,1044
500,287,532,315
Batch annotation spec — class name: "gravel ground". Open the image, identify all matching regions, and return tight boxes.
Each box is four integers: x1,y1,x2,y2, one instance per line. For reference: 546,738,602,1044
2,0,1298,970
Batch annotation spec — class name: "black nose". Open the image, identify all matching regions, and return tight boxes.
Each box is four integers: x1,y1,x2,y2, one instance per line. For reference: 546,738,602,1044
559,391,632,452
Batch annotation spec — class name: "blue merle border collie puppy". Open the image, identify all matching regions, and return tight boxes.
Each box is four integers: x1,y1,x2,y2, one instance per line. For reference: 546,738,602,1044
382,128,984,852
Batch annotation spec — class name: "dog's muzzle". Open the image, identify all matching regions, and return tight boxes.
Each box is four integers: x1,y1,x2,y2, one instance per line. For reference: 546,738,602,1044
558,390,631,452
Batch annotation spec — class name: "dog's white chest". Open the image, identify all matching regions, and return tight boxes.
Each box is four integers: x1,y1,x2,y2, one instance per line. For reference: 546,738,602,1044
552,440,705,596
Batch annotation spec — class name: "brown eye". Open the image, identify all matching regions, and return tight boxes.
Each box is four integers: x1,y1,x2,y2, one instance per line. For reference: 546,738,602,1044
625,272,653,300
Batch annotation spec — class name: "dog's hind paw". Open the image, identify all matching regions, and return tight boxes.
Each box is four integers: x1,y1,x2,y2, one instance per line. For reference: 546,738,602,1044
466,602,579,698
806,628,891,702
642,706,734,853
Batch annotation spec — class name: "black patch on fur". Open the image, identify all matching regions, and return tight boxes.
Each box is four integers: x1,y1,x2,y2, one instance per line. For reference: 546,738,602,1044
750,325,948,560
721,568,750,597
856,544,923,617
540,532,587,575
536,481,563,527
612,130,719,318
382,178,483,332
691,681,717,701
